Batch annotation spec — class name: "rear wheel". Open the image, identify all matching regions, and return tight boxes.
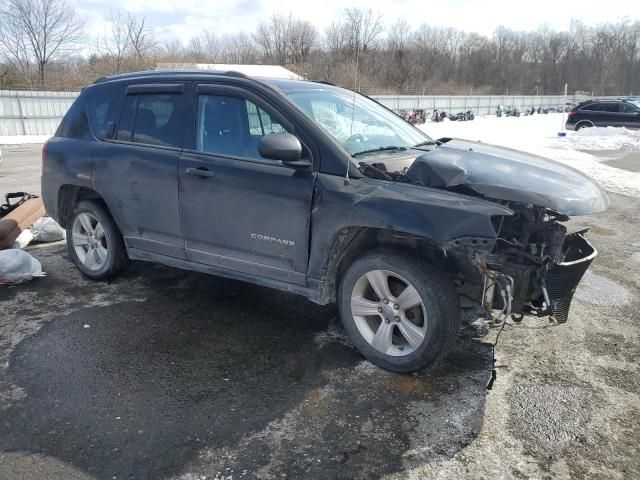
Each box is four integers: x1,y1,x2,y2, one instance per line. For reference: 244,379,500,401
575,121,594,130
338,249,460,372
66,200,128,280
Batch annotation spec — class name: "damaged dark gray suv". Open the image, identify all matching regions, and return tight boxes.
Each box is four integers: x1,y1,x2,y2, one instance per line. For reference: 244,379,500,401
42,70,608,372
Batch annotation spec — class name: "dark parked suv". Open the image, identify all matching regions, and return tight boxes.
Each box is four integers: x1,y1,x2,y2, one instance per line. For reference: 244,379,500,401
42,70,608,372
566,98,640,130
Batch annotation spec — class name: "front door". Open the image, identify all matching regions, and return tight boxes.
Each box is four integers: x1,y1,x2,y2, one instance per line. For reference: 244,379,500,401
618,102,640,129
178,85,316,284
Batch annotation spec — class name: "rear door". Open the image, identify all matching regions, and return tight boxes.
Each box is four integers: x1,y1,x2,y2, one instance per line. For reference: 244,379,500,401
178,84,316,284
594,102,620,127
93,83,188,258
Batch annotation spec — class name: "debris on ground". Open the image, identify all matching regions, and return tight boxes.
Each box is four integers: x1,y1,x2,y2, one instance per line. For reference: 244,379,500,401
0,249,46,285
0,192,45,250
30,217,65,243
12,229,33,249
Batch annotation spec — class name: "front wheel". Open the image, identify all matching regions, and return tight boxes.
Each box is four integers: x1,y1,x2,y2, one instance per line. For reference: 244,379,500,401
338,250,461,372
66,200,128,280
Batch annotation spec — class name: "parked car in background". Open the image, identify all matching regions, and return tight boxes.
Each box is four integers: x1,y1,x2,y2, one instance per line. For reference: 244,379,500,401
566,99,640,130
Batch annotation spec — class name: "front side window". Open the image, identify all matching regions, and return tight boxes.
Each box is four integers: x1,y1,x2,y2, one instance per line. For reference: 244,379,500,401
283,86,431,156
116,93,183,147
195,95,288,160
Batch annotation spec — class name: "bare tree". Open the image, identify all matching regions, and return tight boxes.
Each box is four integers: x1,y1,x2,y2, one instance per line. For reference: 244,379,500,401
254,13,317,65
126,13,156,68
288,17,317,64
324,21,349,55
343,8,384,55
0,0,84,87
220,33,258,64
188,31,221,62
96,10,130,74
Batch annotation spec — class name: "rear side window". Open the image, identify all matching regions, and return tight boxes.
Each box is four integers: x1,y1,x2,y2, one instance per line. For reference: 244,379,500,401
580,103,600,111
116,93,183,147
582,102,619,112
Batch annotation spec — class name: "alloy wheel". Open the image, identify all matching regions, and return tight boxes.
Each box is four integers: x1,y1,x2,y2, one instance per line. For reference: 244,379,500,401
350,269,428,356
71,212,108,271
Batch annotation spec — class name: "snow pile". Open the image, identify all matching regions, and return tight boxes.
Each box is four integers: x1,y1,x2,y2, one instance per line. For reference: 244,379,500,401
557,126,640,152
0,135,51,145
419,114,640,199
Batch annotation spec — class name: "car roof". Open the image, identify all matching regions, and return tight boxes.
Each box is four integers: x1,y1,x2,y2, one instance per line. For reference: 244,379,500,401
93,69,334,92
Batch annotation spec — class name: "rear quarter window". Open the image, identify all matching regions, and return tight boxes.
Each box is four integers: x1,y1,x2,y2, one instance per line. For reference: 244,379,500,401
86,93,112,139
56,97,91,140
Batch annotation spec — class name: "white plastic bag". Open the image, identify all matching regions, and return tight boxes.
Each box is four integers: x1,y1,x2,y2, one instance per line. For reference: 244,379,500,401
0,249,46,285
12,229,34,249
30,216,66,242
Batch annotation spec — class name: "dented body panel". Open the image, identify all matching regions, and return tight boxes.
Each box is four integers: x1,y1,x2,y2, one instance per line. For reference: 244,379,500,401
307,175,511,280
404,139,609,216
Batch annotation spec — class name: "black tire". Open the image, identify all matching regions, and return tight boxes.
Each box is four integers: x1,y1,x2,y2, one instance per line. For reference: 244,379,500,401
338,249,461,373
66,200,128,280
575,121,593,131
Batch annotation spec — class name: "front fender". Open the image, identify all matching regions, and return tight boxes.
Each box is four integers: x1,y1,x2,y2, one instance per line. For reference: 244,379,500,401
307,174,513,281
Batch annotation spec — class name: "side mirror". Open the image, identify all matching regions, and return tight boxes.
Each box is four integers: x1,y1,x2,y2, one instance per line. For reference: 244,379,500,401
259,133,309,169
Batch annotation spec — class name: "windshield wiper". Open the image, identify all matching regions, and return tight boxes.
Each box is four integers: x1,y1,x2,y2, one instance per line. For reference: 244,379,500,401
352,146,408,157
412,140,436,148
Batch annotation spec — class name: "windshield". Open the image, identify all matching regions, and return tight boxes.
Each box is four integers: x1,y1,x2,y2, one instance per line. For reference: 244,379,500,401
283,86,432,156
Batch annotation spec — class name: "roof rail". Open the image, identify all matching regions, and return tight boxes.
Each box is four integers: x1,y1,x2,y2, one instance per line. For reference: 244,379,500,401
93,69,250,84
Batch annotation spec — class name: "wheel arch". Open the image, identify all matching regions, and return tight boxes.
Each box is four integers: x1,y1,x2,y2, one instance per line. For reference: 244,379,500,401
57,185,108,229
576,120,595,130
316,226,449,305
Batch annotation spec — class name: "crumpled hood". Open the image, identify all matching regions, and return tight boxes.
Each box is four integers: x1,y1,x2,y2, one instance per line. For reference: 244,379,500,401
403,139,609,215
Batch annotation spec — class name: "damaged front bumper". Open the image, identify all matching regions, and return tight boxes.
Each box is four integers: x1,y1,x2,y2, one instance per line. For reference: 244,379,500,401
541,232,597,323
477,232,596,324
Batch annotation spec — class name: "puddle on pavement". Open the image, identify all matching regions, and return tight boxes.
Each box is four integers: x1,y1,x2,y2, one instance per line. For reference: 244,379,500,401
0,274,492,480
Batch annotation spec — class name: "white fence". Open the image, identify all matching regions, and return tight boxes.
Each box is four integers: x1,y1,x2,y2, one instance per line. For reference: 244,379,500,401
0,90,77,136
0,89,598,137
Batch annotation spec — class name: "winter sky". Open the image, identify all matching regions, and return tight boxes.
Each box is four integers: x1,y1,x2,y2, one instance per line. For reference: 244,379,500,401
72,0,638,44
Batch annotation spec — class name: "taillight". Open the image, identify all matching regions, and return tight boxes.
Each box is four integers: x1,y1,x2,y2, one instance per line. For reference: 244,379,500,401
41,141,48,173
568,111,576,117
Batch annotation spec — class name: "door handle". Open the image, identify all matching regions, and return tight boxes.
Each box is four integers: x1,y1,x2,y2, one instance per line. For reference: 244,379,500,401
185,167,215,178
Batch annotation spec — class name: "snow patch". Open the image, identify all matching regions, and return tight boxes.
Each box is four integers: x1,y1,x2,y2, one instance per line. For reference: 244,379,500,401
556,126,640,152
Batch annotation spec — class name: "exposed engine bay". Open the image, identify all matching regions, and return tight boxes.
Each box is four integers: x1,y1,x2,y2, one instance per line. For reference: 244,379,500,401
357,140,602,324
475,203,595,324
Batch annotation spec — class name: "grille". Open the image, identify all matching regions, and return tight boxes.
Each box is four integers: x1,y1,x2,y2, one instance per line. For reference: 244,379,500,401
544,233,597,323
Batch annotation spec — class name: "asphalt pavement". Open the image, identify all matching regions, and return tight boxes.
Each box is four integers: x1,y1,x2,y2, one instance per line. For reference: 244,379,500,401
0,144,43,195
1,144,639,480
